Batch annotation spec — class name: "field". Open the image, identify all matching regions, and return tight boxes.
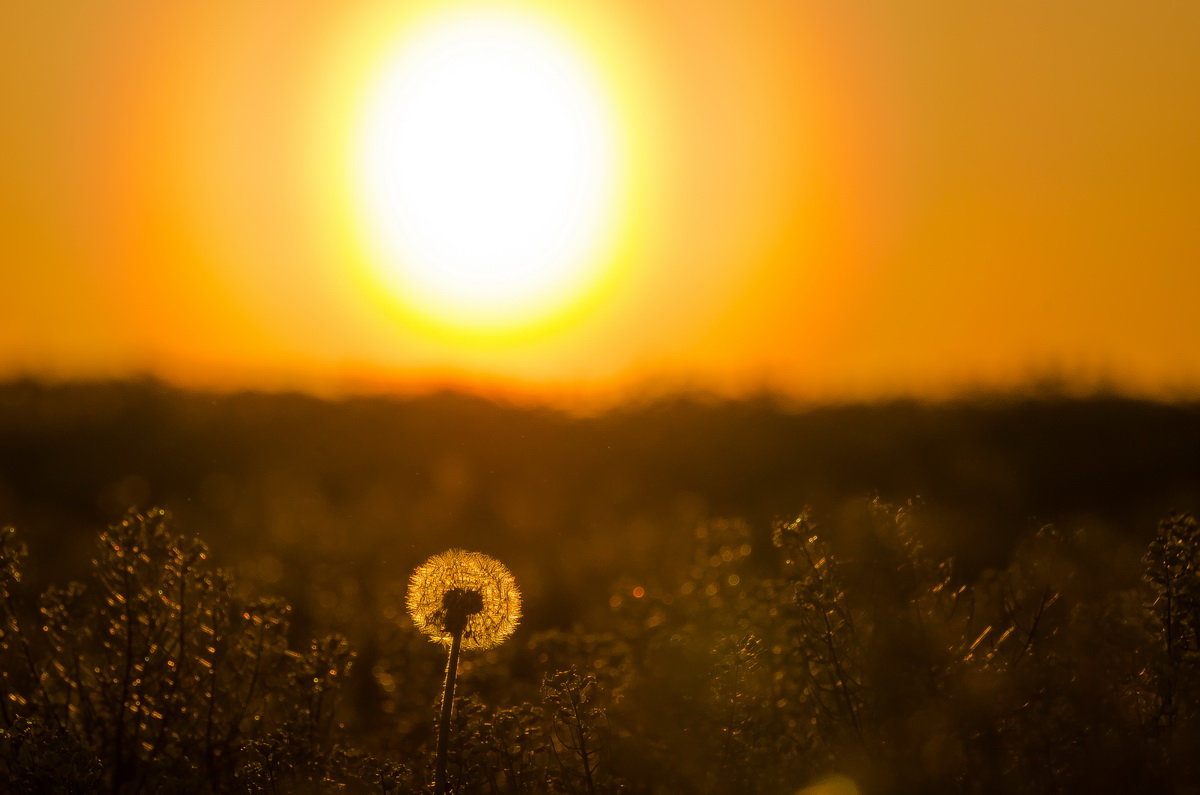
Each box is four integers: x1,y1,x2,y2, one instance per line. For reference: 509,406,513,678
3,380,1200,792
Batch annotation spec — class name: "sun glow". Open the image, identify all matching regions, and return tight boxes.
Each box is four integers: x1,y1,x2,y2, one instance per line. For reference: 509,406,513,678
355,8,623,333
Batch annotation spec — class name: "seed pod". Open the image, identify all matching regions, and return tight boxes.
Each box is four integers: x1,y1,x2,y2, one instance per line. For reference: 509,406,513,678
407,549,521,650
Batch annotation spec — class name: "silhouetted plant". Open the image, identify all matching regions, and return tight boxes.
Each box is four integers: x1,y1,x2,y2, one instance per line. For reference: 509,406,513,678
0,510,355,791
408,549,521,794
1139,512,1200,785
0,715,102,794
541,668,613,794
1145,514,1200,722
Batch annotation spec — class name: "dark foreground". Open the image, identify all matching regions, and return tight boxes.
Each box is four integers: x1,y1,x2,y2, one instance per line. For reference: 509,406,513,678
2,381,1200,792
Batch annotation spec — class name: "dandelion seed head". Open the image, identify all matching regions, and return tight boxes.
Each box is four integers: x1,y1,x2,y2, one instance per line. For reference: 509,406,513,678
407,549,521,650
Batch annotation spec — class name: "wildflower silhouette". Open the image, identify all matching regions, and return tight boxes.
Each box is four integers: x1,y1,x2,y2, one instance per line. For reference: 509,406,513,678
408,549,521,793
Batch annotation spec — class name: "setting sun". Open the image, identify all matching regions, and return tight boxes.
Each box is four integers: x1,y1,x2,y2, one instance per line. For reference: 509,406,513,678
354,8,622,333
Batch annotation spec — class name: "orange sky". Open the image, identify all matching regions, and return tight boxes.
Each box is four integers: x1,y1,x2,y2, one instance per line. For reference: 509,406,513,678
3,0,1199,403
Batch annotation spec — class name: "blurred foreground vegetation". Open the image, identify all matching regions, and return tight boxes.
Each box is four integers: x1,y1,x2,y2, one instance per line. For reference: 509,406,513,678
2,380,1200,791
4,505,1200,792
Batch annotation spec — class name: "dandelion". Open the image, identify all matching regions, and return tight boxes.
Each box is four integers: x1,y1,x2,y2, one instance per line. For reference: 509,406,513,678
407,549,521,793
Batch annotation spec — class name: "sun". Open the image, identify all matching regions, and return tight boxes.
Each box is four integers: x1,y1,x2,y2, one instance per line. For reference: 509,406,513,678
355,7,623,333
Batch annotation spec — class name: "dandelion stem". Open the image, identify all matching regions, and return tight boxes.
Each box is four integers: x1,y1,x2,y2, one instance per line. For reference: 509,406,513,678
435,626,463,795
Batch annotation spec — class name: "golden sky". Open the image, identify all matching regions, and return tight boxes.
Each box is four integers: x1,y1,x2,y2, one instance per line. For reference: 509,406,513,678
3,0,1199,402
